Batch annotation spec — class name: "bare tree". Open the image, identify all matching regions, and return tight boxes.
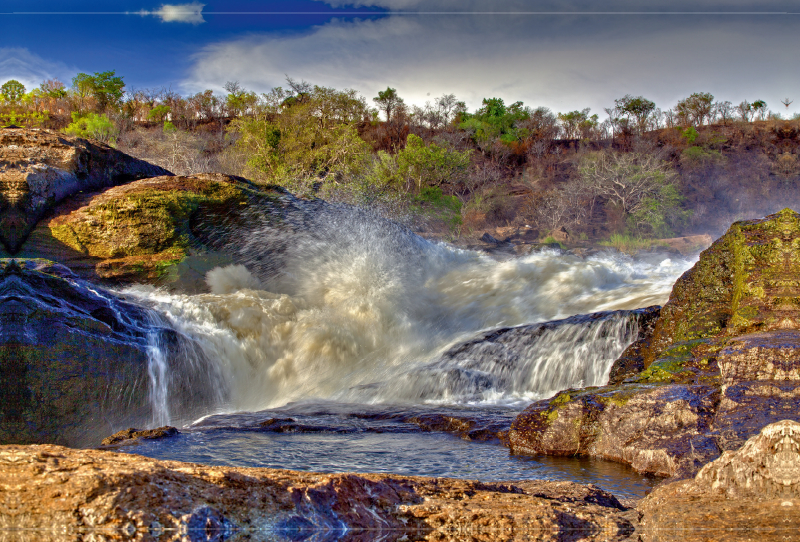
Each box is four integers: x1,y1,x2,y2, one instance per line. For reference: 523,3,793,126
715,101,734,125
578,151,679,232
736,100,754,122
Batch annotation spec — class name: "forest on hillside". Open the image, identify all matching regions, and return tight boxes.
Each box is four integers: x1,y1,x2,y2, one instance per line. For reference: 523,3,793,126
2,72,799,243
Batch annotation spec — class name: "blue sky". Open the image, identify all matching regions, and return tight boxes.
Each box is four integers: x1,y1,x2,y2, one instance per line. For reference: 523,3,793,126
2,1,799,116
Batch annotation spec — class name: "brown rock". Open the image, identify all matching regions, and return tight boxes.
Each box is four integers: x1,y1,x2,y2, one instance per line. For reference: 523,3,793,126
100,426,180,447
0,127,171,253
509,384,720,478
547,227,571,243
656,234,713,255
0,444,636,541
638,420,800,541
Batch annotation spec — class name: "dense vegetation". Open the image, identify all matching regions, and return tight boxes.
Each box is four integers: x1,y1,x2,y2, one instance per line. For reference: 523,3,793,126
3,72,799,241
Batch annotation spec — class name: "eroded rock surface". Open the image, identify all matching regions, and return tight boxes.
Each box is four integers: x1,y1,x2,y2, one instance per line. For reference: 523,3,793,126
509,209,800,478
0,444,636,542
638,419,800,541
0,127,170,253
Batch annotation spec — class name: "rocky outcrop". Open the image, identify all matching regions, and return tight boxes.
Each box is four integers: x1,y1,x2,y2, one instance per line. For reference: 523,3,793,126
638,419,800,541
0,444,636,541
508,209,800,478
0,259,219,447
0,127,170,254
20,173,290,287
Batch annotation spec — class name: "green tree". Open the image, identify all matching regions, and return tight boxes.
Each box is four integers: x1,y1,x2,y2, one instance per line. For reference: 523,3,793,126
751,100,768,121
1,80,26,103
224,80,258,117
459,97,530,146
675,92,714,126
90,71,125,112
147,104,171,123
614,95,656,133
231,82,372,188
396,134,472,192
373,87,405,122
558,108,597,140
63,112,118,144
71,73,94,111
72,71,125,112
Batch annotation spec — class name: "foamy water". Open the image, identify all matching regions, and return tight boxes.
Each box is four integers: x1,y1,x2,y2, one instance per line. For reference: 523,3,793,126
123,237,693,421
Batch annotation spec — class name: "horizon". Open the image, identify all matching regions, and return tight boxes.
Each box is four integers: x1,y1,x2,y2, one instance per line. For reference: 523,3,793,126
1,1,799,118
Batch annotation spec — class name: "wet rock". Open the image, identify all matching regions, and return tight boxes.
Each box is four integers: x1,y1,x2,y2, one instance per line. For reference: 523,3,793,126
0,127,170,254
0,259,220,447
638,420,800,541
100,426,180,447
404,413,509,442
0,443,636,541
647,208,800,365
509,384,720,478
607,306,661,384
509,209,800,479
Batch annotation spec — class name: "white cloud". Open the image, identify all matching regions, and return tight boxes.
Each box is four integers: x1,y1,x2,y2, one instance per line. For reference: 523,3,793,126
139,2,205,24
184,13,800,117
0,48,78,91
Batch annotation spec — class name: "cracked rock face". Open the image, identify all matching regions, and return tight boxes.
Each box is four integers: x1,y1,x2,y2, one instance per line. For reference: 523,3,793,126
0,127,171,254
638,420,800,541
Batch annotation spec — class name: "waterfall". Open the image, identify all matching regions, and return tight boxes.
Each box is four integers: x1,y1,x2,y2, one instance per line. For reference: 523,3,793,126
121,233,691,413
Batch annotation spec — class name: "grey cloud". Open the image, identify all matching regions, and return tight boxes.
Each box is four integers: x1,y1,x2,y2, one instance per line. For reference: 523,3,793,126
318,0,799,11
185,12,800,118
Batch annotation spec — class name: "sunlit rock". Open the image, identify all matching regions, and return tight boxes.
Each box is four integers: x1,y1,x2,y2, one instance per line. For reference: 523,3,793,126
0,127,170,253
639,420,800,541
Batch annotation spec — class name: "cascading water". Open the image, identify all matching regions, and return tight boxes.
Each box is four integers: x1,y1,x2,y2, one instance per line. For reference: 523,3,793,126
109,203,698,499
120,211,693,416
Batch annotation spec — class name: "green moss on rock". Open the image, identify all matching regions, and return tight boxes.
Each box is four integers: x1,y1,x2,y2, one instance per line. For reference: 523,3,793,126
645,208,800,367
46,174,273,282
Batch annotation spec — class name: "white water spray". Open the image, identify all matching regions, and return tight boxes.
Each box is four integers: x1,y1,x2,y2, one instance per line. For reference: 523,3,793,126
122,238,693,413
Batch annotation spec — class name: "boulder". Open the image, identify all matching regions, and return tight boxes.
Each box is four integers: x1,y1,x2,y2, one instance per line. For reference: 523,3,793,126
22,173,288,287
547,226,571,243
0,444,636,541
0,127,170,253
638,420,800,541
0,259,219,447
508,209,800,478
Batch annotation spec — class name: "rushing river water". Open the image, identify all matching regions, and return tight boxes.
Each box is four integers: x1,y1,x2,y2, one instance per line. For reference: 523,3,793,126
115,216,694,500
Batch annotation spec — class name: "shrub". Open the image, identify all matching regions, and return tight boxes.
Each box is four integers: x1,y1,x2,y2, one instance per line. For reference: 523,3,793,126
63,112,118,144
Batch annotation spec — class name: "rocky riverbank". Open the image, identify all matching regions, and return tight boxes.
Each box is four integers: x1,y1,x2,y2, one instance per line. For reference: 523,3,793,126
507,208,800,481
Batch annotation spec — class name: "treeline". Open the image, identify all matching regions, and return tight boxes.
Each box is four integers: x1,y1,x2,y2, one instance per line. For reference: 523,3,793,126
2,72,799,241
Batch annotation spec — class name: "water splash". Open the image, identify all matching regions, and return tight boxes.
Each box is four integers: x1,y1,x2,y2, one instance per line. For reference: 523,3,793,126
122,238,692,412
